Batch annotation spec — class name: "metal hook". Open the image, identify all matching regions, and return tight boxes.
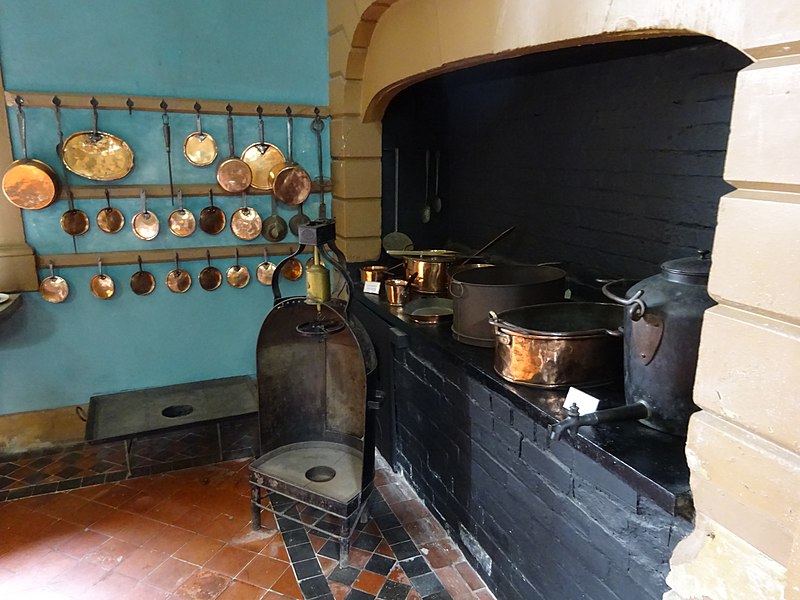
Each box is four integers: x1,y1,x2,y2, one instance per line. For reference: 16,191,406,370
48,261,55,278
241,191,248,211
209,188,215,207
97,258,104,276
140,189,148,215
206,249,212,267
126,98,134,115
174,252,181,272
67,190,75,211
263,246,269,261
226,103,233,116
137,255,143,271
90,97,99,138
234,247,240,266
160,99,169,124
194,102,203,133
177,189,184,211
104,188,111,209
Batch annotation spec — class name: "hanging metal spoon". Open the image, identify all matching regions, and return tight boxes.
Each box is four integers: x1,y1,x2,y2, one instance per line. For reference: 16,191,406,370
168,189,196,237
96,188,125,233
130,255,156,296
262,194,288,242
89,258,115,299
132,189,159,240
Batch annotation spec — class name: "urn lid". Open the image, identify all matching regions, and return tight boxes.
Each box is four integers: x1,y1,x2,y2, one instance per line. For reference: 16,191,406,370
661,251,711,284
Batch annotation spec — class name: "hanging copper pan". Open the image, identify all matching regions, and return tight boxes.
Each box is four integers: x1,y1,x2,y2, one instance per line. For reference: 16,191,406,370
216,104,252,193
2,96,60,210
183,102,218,167
89,259,115,299
168,189,196,237
282,257,304,281
268,107,311,206
199,189,226,235
230,192,262,241
60,191,89,236
62,97,134,181
96,189,124,233
256,247,277,285
166,253,192,293
130,255,156,296
199,249,222,291
241,105,285,191
226,248,250,288
39,262,69,303
132,189,160,240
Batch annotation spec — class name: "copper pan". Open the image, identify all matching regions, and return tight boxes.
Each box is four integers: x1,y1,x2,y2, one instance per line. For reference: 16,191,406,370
61,97,134,181
96,189,124,233
282,257,303,281
60,191,89,236
89,259,115,299
131,189,159,240
168,189,196,237
2,97,60,210
199,189,226,235
268,107,311,206
130,255,156,296
256,247,277,285
230,192,262,241
183,102,218,167
216,104,252,193
166,253,192,293
199,249,222,291
241,105,285,191
39,262,69,303
226,248,250,288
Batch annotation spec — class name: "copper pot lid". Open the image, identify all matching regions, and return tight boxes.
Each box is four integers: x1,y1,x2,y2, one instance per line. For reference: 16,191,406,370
230,193,262,241
132,189,159,240
89,259,115,299
130,255,156,296
241,106,285,191
199,189,226,235
183,103,218,167
39,262,69,303
61,98,134,181
166,253,192,293
60,192,89,236
168,190,196,237
199,250,222,291
96,189,125,233
226,249,250,288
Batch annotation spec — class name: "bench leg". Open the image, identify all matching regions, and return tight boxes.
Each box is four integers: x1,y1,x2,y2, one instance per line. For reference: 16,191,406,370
250,486,262,530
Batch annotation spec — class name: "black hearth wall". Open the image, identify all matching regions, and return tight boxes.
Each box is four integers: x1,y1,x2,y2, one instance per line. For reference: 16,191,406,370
382,37,750,283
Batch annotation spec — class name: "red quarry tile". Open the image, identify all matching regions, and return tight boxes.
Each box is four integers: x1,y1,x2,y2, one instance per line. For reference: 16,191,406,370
388,563,411,584
419,538,463,569
174,507,221,534
236,554,289,589
268,566,303,599
217,579,268,600
115,547,170,580
455,560,486,591
199,512,251,541
259,533,290,562
435,565,475,598
262,592,296,600
374,469,392,487
329,581,351,600
62,499,115,528
353,569,386,595
361,520,381,537
407,590,423,600
119,491,163,515
205,545,257,577
121,581,173,600
375,539,395,558
145,497,195,524
90,510,165,546
55,528,110,558
84,570,140,600
406,516,448,546
83,537,138,570
48,560,109,597
345,547,372,570
379,483,412,506
173,569,231,600
144,556,198,592
308,533,328,552
230,523,278,553
30,492,90,521
317,555,338,576
146,524,196,554
66,485,106,500
92,484,142,508
475,589,497,599
391,499,430,524
17,549,78,583
173,533,226,566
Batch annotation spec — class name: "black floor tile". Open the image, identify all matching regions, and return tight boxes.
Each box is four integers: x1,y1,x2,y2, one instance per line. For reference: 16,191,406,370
364,553,395,576
377,580,412,600
299,574,331,598
390,540,419,560
293,557,323,581
410,572,444,596
400,556,430,578
328,565,360,586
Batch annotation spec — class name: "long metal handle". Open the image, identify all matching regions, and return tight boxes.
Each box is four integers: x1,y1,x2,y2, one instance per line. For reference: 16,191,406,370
312,108,326,219
394,148,400,232
226,104,235,156
457,226,515,266
285,106,294,162
15,96,27,160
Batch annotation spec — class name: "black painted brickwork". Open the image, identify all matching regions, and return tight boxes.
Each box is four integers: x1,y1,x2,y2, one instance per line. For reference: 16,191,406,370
392,344,692,600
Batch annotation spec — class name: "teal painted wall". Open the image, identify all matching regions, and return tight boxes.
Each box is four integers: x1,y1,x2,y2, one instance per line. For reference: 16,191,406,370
0,0,329,414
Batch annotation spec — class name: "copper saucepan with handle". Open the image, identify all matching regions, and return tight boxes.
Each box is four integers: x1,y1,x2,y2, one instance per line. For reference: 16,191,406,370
183,102,218,167
96,188,125,234
268,106,311,206
60,190,89,237
2,96,60,210
168,189,196,237
216,104,252,193
199,249,223,291
241,105,285,191
199,189,226,235
230,192,262,241
257,247,277,285
226,247,251,288
130,255,156,296
132,189,160,240
166,253,192,293
39,262,70,304
89,258,115,300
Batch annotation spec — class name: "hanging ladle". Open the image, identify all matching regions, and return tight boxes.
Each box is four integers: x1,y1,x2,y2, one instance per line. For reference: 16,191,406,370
96,188,125,234
89,258,115,299
130,255,156,296
262,194,288,242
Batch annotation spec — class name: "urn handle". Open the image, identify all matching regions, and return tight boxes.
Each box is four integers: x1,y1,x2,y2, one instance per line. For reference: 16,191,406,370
601,279,646,321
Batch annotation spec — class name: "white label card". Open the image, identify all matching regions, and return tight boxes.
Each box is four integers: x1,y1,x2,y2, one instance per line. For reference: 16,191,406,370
363,281,381,295
563,387,600,415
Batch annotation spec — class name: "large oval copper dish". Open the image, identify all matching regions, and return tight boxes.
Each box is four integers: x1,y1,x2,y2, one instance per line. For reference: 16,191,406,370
2,160,60,209
230,207,262,241
39,275,69,303
61,132,134,181
241,143,285,191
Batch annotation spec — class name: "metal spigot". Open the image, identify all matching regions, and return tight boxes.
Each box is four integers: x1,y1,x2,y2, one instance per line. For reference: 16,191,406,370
548,403,582,442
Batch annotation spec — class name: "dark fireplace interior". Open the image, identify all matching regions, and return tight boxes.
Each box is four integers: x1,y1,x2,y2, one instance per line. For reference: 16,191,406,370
356,35,752,600
382,35,750,290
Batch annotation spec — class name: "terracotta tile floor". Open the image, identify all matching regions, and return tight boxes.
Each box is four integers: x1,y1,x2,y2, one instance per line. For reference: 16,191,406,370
0,456,495,599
